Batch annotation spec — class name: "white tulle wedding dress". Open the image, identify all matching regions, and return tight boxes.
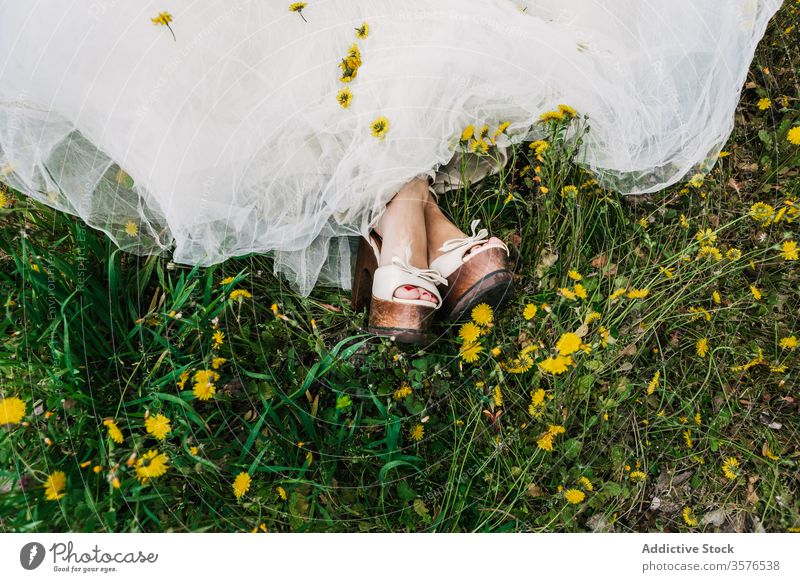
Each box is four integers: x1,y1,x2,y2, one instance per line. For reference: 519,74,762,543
0,0,783,295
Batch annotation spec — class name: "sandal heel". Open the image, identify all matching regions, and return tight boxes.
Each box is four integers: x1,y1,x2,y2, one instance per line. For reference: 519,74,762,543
368,298,436,344
439,246,514,321
352,236,377,311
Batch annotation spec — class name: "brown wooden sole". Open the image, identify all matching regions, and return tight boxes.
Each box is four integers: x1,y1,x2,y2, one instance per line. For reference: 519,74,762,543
351,236,436,345
438,246,515,322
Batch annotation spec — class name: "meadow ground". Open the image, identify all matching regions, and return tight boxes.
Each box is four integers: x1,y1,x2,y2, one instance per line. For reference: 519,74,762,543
1,4,799,533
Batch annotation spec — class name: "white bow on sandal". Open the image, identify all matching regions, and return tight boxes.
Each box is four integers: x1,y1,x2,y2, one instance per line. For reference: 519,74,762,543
428,219,514,321
352,234,447,344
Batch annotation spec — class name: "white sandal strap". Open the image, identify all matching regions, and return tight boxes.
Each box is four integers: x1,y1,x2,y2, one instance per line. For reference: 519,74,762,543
430,219,509,278
372,243,446,306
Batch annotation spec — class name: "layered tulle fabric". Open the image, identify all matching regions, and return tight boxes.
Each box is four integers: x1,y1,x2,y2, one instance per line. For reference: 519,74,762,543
0,0,783,295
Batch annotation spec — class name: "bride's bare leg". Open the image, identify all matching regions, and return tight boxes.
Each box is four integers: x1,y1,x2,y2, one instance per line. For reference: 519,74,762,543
423,194,504,265
372,178,437,305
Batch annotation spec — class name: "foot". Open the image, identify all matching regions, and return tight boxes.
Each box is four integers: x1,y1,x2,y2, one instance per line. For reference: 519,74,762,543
423,198,504,266
373,178,438,306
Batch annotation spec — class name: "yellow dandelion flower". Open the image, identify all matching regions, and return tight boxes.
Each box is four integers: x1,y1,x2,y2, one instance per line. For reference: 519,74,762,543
460,342,483,363
471,303,493,326
696,245,722,262
289,2,308,22
646,371,660,395
528,140,549,155
688,173,705,188
682,507,698,527
371,116,390,140
577,476,594,492
538,355,573,375
626,288,649,299
212,329,225,349
211,356,226,369
536,425,565,452
584,311,601,325
629,470,647,482
336,87,353,109
787,126,800,146
659,266,674,278
689,306,711,322
493,122,511,140
573,283,587,300
528,389,546,417
557,104,577,118
0,396,26,425
493,385,503,407
151,11,172,26
712,290,721,305
469,138,490,154
103,419,124,444
567,270,582,281
393,383,412,400
750,285,762,301
695,412,702,426
355,22,369,39
151,11,176,41
135,449,169,484
598,326,610,347
233,471,251,500
609,288,627,301
277,486,287,500
177,369,190,391
555,332,581,356
762,443,780,461
679,214,690,229
193,369,220,401
779,335,797,350
460,124,475,142
124,221,138,237
696,337,708,358
781,240,798,261
409,423,424,442
695,228,717,244
559,287,577,300
721,456,740,480
561,185,579,197
756,97,771,110
749,202,775,225
144,413,171,441
726,248,742,261
459,322,481,343
683,429,693,449
229,289,252,301
539,110,564,123
523,303,538,320
44,471,67,501
564,488,585,504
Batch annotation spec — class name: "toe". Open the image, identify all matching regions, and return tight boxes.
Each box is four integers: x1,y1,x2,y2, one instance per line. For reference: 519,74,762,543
419,289,438,305
394,285,420,300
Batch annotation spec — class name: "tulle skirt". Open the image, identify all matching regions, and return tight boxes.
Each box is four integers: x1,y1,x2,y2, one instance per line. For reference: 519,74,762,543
0,0,783,295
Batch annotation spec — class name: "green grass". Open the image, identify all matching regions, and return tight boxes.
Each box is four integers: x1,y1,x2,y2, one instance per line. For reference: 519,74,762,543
1,4,799,533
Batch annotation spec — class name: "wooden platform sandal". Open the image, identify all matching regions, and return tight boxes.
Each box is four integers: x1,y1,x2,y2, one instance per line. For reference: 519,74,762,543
429,219,514,322
351,233,447,344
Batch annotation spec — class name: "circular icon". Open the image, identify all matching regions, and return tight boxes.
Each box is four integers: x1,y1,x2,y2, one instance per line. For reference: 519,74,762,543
20,542,46,570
